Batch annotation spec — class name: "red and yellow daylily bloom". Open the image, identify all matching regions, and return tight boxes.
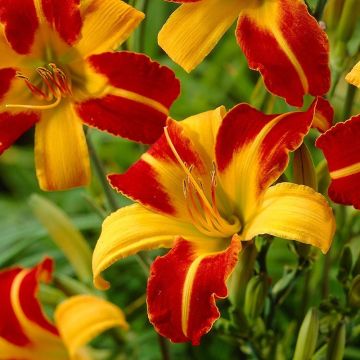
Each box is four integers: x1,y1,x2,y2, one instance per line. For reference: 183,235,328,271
0,258,128,360
93,100,335,344
316,114,360,210
0,0,180,191
159,0,330,106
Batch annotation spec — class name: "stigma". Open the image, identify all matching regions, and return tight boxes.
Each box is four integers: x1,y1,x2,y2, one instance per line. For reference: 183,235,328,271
6,63,71,110
164,127,241,238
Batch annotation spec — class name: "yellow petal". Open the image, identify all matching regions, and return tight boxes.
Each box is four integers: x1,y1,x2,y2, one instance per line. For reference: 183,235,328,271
345,61,360,88
0,337,66,360
34,102,91,191
76,0,144,56
55,295,128,359
158,0,243,72
0,35,22,68
243,183,336,253
181,106,226,168
93,203,208,290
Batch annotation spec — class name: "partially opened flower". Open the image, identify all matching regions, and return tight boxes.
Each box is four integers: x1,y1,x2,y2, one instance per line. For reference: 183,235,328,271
0,258,128,360
0,0,180,191
159,0,330,106
93,101,335,344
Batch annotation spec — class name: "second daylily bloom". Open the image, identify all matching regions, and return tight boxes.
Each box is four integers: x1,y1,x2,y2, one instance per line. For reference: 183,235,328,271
0,0,180,191
0,258,128,360
159,0,330,106
93,102,335,344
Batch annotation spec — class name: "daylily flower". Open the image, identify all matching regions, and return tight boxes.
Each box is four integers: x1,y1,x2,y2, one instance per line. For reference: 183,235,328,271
316,114,360,210
93,101,335,344
158,0,330,106
0,258,128,360
0,0,180,191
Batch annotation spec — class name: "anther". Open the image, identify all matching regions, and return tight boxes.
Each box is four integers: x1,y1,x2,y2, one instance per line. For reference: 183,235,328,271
5,63,71,110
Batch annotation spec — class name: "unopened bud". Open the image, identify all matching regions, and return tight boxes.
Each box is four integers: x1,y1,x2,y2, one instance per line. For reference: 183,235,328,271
349,275,360,308
293,307,319,360
352,247,360,277
293,143,317,190
29,194,93,283
337,245,353,282
244,274,269,321
326,322,346,360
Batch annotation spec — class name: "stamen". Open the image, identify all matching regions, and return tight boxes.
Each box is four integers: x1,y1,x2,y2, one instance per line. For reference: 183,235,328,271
164,126,241,237
164,127,218,219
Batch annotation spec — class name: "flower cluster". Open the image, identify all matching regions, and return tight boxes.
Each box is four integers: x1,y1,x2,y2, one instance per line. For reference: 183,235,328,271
0,0,359,357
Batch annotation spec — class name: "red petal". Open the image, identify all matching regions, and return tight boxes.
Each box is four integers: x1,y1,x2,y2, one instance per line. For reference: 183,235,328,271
109,119,205,216
77,95,167,144
0,258,58,347
216,102,314,186
19,258,58,335
88,52,180,109
41,0,82,44
0,0,39,54
312,97,334,133
0,111,39,155
0,267,29,346
316,115,360,209
77,52,180,144
236,0,330,106
147,236,241,345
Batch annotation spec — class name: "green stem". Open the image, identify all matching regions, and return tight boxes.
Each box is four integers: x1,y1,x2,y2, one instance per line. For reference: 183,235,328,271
322,247,332,299
86,133,119,212
138,0,149,53
342,83,357,120
86,131,151,273
158,335,171,360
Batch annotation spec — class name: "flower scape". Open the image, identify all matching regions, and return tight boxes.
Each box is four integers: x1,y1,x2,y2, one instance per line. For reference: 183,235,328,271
0,0,359,359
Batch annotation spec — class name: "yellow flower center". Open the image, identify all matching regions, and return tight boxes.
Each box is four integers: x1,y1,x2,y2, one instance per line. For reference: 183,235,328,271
164,127,241,238
6,63,72,110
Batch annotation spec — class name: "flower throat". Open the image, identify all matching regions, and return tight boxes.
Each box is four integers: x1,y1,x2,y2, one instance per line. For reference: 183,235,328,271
6,63,71,110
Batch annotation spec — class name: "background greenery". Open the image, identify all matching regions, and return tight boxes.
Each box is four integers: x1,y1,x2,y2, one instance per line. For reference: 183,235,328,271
0,0,359,359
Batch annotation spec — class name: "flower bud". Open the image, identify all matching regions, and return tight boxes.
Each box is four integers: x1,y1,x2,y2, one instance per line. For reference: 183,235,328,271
29,194,93,283
326,322,346,360
293,307,319,360
352,248,360,277
293,143,317,190
244,274,269,322
337,245,353,283
349,275,360,308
